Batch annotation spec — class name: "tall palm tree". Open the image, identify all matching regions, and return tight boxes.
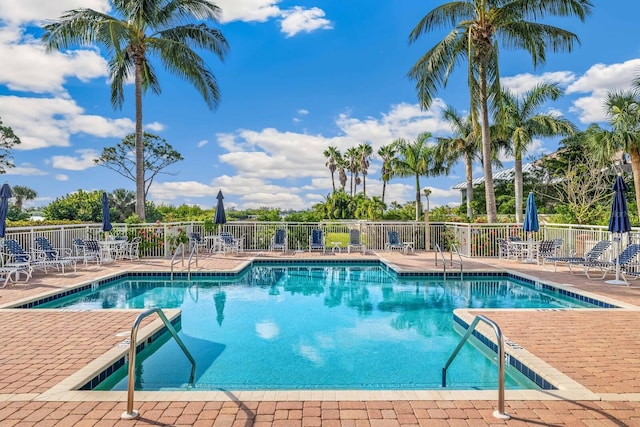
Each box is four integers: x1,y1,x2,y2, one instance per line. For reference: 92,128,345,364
11,185,37,211
345,147,360,196
377,143,397,205
323,146,342,193
588,90,640,219
357,143,373,196
407,0,592,223
337,156,349,191
500,83,577,222
42,0,229,220
435,106,480,219
391,132,449,220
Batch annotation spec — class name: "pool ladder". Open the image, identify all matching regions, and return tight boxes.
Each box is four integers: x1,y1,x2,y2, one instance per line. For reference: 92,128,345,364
442,315,510,420
170,243,198,280
435,243,463,280
121,308,196,420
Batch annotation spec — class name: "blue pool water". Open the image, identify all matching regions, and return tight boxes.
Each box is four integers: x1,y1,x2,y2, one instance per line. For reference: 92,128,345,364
35,263,597,391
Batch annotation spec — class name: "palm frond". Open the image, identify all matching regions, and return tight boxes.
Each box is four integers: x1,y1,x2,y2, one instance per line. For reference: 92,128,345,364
158,24,229,59
408,1,473,44
408,29,468,108
149,37,221,109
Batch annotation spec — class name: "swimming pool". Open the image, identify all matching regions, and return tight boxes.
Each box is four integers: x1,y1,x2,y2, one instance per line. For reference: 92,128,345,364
33,262,602,391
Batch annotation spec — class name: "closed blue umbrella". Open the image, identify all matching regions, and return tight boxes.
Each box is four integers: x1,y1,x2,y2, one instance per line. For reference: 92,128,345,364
522,192,539,263
0,183,11,238
522,192,539,233
214,190,226,225
607,174,631,285
102,191,112,233
608,174,631,234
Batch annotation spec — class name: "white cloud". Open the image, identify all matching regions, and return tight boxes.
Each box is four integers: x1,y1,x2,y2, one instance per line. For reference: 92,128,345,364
215,0,282,23
0,0,110,26
501,71,576,94
297,109,309,115
51,149,99,171
145,122,165,132
197,140,208,148
55,174,69,181
0,96,133,150
280,7,332,37
566,59,640,123
4,163,47,176
0,27,107,95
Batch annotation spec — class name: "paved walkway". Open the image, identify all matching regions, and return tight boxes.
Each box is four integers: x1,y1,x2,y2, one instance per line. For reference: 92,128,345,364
1,251,640,425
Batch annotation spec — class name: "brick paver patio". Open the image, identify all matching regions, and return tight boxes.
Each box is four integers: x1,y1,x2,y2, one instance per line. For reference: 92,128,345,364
1,250,640,425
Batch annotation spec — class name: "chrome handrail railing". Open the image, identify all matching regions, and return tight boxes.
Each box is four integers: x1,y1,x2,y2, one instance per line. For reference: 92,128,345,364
170,243,184,280
121,308,196,419
442,315,510,420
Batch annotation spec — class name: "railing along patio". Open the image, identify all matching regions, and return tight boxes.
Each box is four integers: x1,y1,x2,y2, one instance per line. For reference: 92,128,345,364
1,221,635,260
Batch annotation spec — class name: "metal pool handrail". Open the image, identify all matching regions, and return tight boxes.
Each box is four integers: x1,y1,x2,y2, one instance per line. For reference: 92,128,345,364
121,308,196,420
442,315,510,420
434,243,464,280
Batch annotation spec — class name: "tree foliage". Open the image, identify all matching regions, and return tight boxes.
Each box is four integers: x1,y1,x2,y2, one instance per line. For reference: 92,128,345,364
44,190,103,222
95,133,183,198
42,0,229,220
0,118,21,173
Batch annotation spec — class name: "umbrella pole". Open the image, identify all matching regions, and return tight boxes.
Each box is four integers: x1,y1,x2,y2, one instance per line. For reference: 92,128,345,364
606,234,626,285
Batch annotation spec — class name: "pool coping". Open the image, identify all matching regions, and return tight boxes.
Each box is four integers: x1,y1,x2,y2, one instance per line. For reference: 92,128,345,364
3,259,636,403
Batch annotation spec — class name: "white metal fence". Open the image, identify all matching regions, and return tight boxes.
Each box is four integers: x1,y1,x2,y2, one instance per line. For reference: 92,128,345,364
1,220,632,259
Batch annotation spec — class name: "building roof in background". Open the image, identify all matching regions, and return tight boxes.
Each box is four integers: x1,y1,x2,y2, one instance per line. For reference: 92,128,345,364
452,163,537,190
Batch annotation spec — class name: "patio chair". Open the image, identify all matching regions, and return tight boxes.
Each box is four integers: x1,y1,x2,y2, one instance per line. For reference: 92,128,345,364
0,264,29,288
188,232,207,253
270,229,288,252
576,243,640,282
309,229,325,253
120,237,141,260
543,240,612,273
497,238,523,261
4,239,62,275
220,232,244,254
73,239,101,265
385,231,405,252
536,240,558,264
32,236,78,273
347,229,366,254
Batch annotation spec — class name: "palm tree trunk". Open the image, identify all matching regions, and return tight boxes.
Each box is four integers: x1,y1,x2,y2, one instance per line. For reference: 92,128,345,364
479,63,497,223
134,60,146,220
514,154,523,223
363,175,366,196
414,174,421,221
465,155,473,219
331,171,336,192
630,148,640,220
382,181,386,205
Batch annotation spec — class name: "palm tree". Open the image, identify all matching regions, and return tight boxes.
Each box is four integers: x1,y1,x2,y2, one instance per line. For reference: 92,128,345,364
357,143,373,196
345,147,360,196
109,188,136,222
337,156,349,191
588,90,640,219
407,0,592,223
435,106,480,219
377,143,397,205
500,83,577,222
11,185,36,210
323,146,342,193
391,132,449,221
42,0,229,220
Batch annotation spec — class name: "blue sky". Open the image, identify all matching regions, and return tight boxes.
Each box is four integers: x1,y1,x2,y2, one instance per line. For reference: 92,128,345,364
0,0,639,212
